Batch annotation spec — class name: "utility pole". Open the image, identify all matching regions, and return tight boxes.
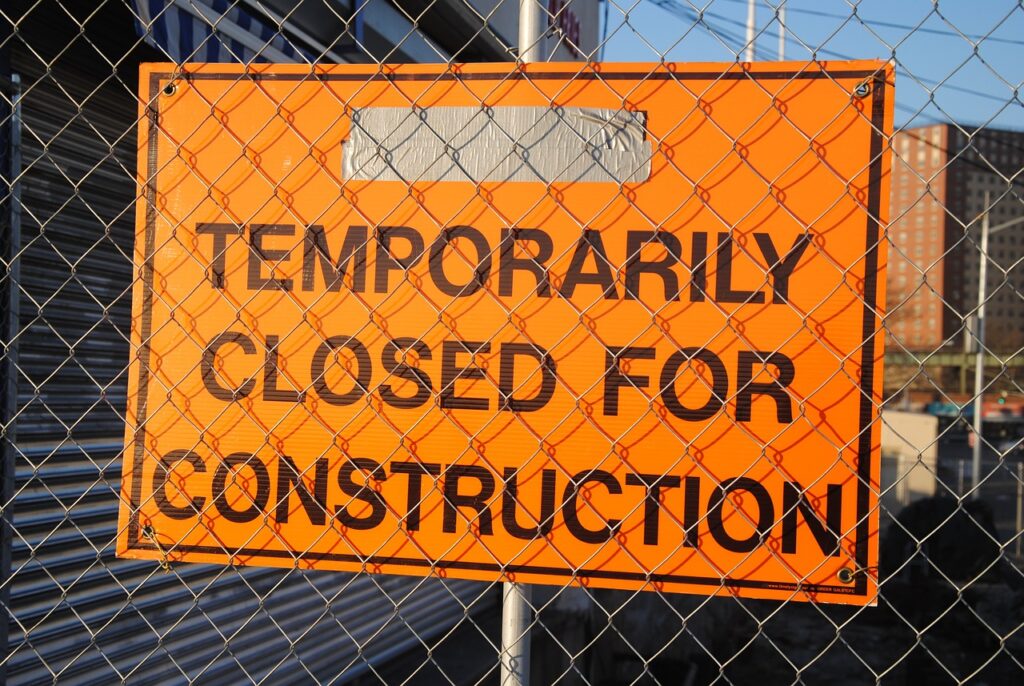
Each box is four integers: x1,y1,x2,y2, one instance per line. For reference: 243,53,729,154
970,191,989,499
961,316,972,395
777,3,786,60
745,0,756,62
969,196,1024,497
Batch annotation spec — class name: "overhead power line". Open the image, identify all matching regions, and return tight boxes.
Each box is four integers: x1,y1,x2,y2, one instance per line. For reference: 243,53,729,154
636,0,1017,110
692,5,1014,106
715,0,1024,47
636,0,1022,185
638,0,936,123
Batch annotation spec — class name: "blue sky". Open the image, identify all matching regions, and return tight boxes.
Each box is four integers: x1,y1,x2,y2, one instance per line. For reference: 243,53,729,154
600,0,1024,130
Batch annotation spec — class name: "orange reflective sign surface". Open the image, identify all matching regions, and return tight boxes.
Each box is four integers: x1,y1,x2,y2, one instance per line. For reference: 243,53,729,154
118,61,893,604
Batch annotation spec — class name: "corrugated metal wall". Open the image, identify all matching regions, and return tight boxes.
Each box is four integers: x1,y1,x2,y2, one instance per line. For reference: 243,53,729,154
3,3,491,683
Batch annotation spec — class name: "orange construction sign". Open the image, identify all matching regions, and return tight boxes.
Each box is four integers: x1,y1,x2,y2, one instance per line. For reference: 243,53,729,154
118,61,893,604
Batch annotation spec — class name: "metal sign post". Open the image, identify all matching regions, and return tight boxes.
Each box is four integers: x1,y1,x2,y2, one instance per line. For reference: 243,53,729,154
498,5,546,685
518,0,544,62
501,582,533,686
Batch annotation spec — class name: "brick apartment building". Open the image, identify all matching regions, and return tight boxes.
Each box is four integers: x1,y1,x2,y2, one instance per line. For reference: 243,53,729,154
887,124,1024,352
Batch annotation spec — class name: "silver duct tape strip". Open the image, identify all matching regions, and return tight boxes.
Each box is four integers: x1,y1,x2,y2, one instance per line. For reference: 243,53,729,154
341,106,652,184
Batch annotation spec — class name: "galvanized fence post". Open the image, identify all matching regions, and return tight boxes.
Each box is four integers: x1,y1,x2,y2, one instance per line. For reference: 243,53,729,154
496,4,551,685
0,70,21,684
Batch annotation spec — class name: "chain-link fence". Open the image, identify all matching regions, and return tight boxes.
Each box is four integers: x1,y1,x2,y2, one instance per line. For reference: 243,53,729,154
0,1,1022,684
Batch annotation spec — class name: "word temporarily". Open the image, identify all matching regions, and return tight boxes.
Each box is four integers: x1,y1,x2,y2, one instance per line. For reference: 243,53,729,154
196,223,811,306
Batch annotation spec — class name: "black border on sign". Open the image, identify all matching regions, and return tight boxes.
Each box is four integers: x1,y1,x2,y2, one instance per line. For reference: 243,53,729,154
126,66,887,598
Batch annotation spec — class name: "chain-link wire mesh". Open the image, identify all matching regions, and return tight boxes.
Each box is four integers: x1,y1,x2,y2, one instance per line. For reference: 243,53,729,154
0,1,1022,684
